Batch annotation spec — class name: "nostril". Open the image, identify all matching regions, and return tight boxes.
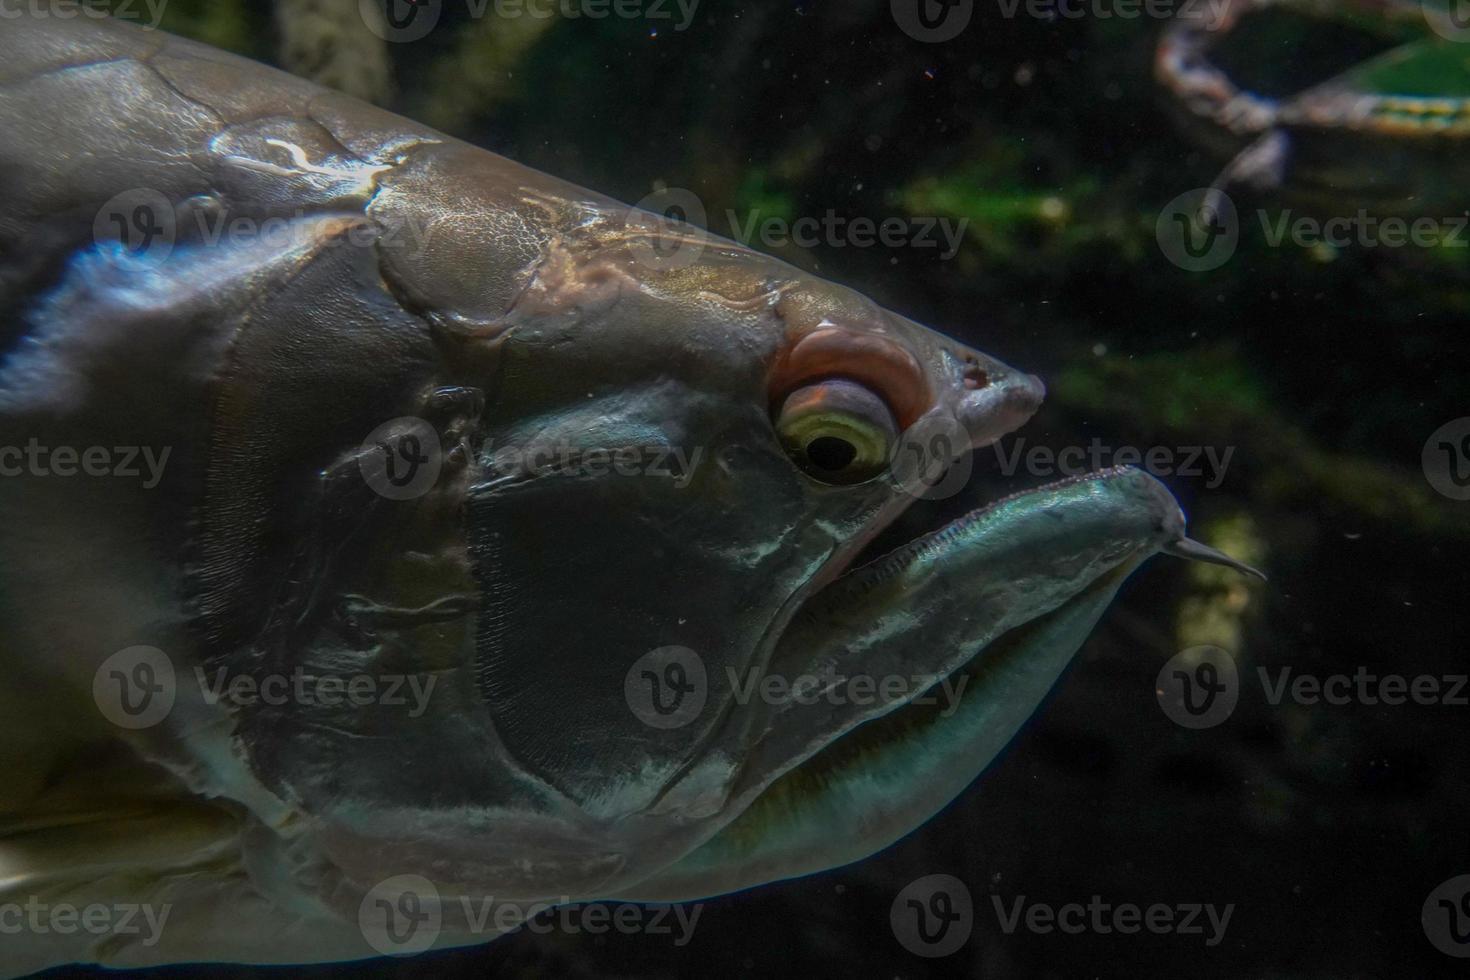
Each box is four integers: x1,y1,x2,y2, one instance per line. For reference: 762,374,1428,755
961,355,989,390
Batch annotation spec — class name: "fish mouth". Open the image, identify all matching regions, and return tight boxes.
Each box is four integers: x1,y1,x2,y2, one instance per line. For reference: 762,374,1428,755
775,463,1258,763
725,464,1181,789
777,466,1158,772
624,465,1260,901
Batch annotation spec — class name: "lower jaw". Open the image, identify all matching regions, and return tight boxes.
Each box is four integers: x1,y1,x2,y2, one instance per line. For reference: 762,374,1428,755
622,466,1192,901
799,560,1132,769
620,560,1141,902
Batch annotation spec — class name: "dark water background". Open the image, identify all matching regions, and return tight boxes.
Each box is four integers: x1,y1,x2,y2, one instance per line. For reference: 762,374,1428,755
84,1,1470,977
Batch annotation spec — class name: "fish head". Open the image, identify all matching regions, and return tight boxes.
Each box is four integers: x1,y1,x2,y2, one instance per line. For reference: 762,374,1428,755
184,171,1249,914
461,208,1047,817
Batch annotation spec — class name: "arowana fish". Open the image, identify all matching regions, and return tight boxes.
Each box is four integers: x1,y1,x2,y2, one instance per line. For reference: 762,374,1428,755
0,12,1257,974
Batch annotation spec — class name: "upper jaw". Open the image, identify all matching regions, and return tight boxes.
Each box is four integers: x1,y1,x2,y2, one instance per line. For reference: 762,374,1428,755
955,364,1046,448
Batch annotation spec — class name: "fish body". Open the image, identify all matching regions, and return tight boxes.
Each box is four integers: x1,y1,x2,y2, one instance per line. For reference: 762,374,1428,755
0,13,1248,973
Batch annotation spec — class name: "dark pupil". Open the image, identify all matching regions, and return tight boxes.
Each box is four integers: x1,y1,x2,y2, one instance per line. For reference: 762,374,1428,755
806,436,857,472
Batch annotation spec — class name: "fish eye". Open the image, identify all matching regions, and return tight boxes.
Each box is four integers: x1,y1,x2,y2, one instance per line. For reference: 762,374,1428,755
775,379,898,485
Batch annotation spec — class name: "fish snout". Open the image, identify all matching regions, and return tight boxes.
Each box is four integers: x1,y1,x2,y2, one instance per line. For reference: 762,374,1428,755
953,357,1046,450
